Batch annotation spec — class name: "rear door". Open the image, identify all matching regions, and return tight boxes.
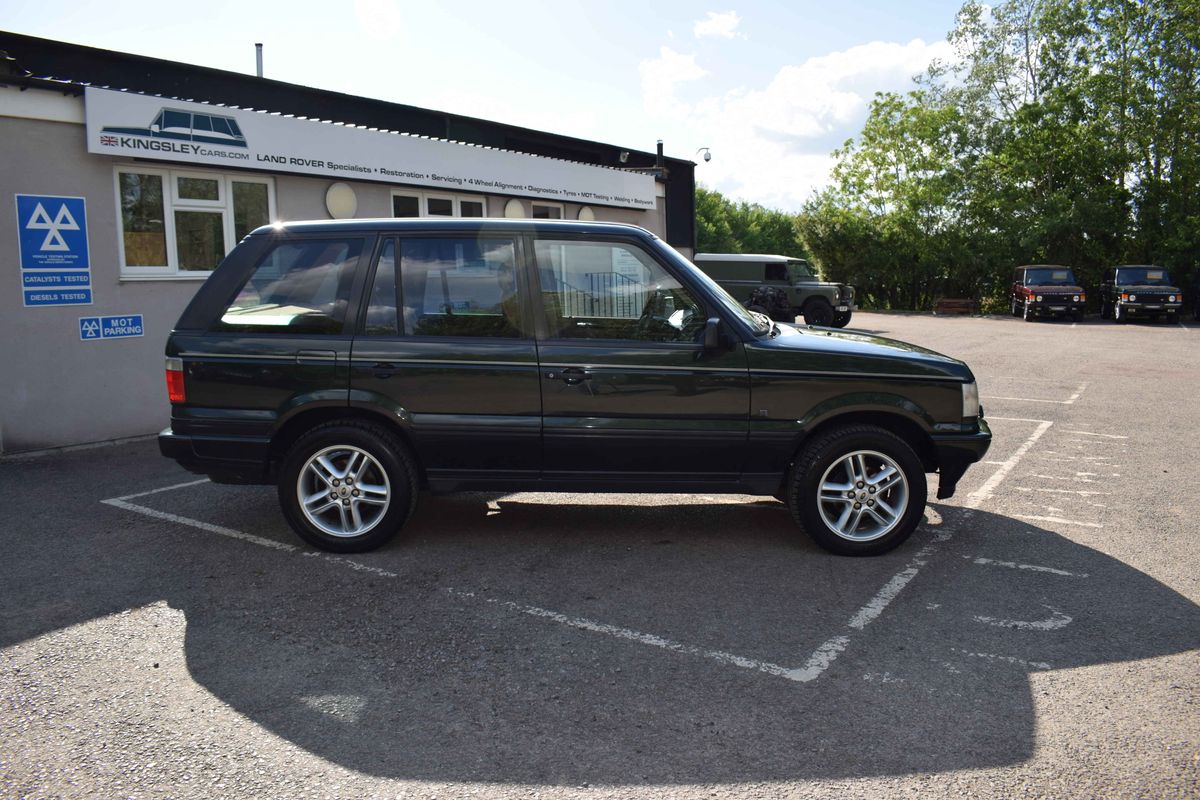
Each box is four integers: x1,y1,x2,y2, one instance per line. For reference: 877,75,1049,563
532,235,750,484
348,233,542,486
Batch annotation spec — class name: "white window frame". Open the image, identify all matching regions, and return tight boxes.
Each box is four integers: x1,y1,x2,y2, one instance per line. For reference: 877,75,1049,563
390,189,489,218
531,201,565,220
114,165,275,279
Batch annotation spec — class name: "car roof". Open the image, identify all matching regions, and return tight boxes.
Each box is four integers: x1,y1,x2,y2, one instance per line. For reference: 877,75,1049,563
693,253,804,263
249,218,657,238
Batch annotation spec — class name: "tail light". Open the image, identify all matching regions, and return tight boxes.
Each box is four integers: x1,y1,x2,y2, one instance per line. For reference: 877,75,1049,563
165,357,186,403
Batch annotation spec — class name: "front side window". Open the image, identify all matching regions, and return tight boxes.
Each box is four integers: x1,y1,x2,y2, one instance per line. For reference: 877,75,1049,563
116,167,273,278
216,238,363,334
535,239,705,343
400,237,522,338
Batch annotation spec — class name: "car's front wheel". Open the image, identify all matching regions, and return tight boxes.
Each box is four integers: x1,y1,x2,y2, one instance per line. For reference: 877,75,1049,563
803,299,835,327
831,310,852,328
278,420,418,552
787,425,927,556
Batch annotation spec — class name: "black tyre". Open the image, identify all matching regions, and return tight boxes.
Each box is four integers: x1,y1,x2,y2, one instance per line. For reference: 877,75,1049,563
831,310,852,328
803,299,835,327
1114,303,1127,323
1072,310,1084,323
278,420,419,553
787,425,927,556
1011,298,1021,317
1023,300,1034,321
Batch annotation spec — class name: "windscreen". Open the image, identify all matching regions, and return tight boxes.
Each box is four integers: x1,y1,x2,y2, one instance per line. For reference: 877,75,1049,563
1024,268,1077,285
1116,267,1171,285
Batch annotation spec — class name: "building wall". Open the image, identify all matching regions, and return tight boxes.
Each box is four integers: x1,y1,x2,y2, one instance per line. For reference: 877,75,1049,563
1,91,670,453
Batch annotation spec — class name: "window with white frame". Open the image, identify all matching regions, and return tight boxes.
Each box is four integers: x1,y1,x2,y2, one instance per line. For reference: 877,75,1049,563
531,201,564,219
116,166,274,277
391,190,488,218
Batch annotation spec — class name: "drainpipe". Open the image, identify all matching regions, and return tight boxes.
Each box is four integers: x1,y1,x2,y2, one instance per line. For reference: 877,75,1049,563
255,43,263,78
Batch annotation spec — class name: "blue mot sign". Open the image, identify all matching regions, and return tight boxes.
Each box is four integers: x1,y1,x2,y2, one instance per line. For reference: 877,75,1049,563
15,194,93,307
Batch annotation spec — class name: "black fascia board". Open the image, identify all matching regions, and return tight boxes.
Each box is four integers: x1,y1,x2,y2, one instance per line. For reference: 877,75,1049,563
0,30,697,247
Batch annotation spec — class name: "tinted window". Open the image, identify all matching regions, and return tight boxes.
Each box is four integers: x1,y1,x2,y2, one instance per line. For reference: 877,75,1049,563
765,263,788,281
216,238,363,334
1116,267,1171,285
363,240,399,336
536,239,705,343
1024,268,1077,285
161,110,191,131
400,238,522,338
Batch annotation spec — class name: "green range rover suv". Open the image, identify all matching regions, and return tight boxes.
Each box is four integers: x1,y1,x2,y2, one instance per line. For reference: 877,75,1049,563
159,219,990,556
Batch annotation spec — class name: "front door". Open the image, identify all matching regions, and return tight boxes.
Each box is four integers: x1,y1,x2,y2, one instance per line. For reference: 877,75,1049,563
532,236,750,485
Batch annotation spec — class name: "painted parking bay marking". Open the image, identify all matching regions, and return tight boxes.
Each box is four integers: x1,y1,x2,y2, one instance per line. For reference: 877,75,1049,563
80,314,144,340
103,415,1062,686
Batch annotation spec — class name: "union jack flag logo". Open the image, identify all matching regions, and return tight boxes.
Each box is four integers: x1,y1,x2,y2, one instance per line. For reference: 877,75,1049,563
99,135,118,146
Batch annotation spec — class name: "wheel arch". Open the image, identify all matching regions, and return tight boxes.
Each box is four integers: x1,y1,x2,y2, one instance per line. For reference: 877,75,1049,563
269,401,425,486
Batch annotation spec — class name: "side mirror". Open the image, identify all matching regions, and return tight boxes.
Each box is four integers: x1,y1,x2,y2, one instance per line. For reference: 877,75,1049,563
703,317,722,350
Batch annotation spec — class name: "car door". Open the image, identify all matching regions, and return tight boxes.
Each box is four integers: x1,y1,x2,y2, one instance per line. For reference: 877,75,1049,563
531,234,750,484
348,233,542,487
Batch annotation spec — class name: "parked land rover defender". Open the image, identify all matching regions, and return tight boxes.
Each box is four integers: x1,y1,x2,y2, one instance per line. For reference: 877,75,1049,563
692,253,856,328
159,220,989,556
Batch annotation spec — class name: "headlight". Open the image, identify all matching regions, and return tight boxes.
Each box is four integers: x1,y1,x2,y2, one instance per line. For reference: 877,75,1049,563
1169,295,1177,302
1073,295,1080,302
962,381,980,419
1130,294,1137,302
1036,295,1043,302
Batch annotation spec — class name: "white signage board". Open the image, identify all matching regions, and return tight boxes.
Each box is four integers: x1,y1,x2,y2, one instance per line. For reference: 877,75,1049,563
85,87,656,211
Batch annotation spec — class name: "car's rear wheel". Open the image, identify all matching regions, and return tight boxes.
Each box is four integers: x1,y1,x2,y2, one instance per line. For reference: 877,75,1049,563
278,420,418,552
787,425,927,556
803,298,835,327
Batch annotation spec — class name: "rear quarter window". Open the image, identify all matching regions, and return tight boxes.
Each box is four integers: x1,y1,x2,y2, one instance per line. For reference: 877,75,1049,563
213,237,364,334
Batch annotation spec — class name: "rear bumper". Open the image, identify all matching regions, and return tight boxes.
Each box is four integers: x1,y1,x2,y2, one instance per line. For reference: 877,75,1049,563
931,418,992,499
158,427,272,484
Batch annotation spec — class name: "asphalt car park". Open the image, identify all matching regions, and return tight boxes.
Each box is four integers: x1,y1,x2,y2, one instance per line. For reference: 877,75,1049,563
2,312,1197,799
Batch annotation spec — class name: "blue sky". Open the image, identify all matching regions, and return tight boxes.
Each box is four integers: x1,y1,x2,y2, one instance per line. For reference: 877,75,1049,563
4,0,967,211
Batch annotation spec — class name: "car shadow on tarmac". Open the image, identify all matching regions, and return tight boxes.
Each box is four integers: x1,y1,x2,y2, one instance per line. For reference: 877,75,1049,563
3,480,1199,786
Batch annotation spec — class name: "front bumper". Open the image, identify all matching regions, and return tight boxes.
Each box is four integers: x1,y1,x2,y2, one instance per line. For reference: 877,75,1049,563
931,417,992,499
1118,301,1181,315
1027,299,1085,317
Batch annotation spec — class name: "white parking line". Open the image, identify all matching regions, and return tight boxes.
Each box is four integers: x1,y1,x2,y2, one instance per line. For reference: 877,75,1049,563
1014,486,1111,496
791,417,1054,683
981,382,1086,406
1013,514,1103,528
970,421,1055,504
988,416,1054,423
967,556,1088,578
975,607,1072,631
446,589,804,681
102,412,1057,687
1066,430,1128,439
952,649,1051,670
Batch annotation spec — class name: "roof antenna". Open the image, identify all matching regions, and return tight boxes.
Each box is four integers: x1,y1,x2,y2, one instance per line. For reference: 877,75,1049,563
255,43,263,78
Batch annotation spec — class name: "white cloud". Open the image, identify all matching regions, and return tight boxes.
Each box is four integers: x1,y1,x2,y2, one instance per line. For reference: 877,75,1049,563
649,38,953,211
694,11,744,39
639,46,709,116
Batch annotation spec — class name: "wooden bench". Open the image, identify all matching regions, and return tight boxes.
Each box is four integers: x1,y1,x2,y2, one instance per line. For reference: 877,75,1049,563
932,298,979,315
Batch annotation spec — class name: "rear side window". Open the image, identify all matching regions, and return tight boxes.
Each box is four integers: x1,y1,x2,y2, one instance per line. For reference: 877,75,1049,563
215,238,363,334
400,237,522,338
